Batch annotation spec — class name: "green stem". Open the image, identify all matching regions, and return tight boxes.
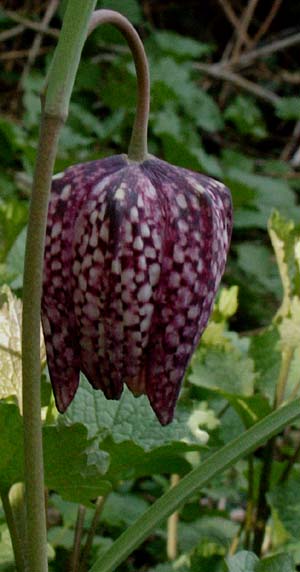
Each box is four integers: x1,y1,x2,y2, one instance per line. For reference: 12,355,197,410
71,505,86,572
1,488,27,572
88,398,300,572
22,111,62,572
79,496,106,572
252,344,294,555
21,2,97,571
89,10,150,162
244,456,254,550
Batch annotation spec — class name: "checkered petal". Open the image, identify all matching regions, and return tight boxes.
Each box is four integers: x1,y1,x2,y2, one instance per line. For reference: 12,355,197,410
42,155,232,424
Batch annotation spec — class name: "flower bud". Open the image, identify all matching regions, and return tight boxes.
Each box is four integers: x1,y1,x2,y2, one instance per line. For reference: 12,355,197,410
42,154,232,425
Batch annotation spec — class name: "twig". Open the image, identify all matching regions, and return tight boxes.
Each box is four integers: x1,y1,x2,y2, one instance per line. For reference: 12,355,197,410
218,0,252,49
2,9,59,38
79,496,106,571
281,121,300,162
195,62,281,105
0,24,25,42
252,0,283,44
231,0,260,60
71,505,86,572
224,31,300,70
0,47,51,60
20,0,59,87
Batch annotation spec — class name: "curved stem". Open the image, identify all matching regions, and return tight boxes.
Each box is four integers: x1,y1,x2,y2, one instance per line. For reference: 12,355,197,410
88,398,300,572
88,10,150,162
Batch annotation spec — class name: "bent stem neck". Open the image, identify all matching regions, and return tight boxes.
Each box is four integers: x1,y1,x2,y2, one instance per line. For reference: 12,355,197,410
89,10,150,163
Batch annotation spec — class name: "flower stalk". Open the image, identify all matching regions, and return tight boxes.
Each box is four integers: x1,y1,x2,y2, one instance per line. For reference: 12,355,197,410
88,10,150,162
21,2,97,570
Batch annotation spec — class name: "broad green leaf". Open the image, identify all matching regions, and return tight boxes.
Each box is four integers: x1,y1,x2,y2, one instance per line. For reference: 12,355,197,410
179,517,238,553
249,327,281,401
148,564,189,572
226,394,272,428
0,403,23,491
257,553,296,572
64,376,210,450
225,95,267,139
0,285,45,408
98,0,142,23
44,423,111,505
0,199,28,262
100,492,149,527
275,97,300,120
1,227,26,289
225,170,300,229
153,30,213,60
188,348,255,397
151,105,183,140
63,377,213,482
226,551,259,572
236,242,282,299
269,478,300,540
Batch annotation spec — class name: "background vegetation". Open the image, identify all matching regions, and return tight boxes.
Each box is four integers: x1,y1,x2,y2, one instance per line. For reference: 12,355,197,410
0,0,300,570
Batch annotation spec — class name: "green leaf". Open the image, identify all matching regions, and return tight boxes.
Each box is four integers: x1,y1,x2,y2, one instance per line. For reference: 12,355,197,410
275,97,300,120
269,478,300,540
152,30,213,60
0,199,28,262
225,170,300,229
100,492,149,528
179,517,238,553
225,95,267,139
249,327,281,401
226,551,259,572
236,242,282,299
257,553,296,572
98,0,142,23
0,403,23,491
1,227,26,289
89,399,300,572
227,394,272,428
62,377,213,482
64,376,208,451
43,423,111,505
188,348,256,397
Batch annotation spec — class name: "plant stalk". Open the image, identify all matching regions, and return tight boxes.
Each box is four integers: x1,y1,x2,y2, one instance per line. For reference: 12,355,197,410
1,488,27,572
88,10,150,162
79,496,106,572
21,2,97,570
71,505,86,572
167,474,180,561
88,398,300,572
252,345,294,555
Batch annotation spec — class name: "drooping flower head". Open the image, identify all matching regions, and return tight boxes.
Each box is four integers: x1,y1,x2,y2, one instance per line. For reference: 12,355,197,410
42,154,232,425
